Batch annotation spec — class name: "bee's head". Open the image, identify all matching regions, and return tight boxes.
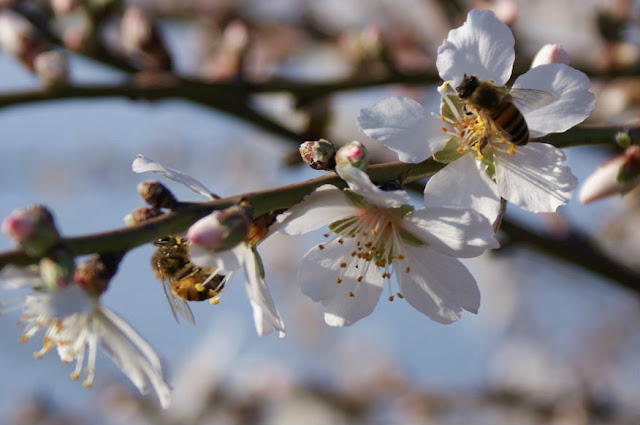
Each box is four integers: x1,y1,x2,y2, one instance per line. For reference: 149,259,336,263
456,74,479,99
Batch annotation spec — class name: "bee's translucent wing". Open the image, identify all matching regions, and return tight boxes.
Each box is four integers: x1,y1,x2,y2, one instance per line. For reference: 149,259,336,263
510,88,555,114
161,280,196,325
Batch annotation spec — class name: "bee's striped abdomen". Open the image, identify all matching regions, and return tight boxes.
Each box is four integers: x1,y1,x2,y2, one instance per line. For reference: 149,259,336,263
490,101,529,145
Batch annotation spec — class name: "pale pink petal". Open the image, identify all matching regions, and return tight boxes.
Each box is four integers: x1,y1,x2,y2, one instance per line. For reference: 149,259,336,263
189,244,242,272
297,242,383,327
336,166,410,208
239,246,285,337
436,9,515,87
423,154,501,224
403,207,499,258
358,96,450,163
494,143,578,212
276,185,359,235
513,64,595,138
398,246,480,323
132,154,215,199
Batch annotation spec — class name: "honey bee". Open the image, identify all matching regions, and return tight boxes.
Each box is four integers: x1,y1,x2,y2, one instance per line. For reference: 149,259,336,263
455,74,555,146
151,236,225,325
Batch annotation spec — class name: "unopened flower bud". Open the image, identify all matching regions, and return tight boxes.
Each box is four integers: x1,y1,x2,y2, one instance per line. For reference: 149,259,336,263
335,141,370,169
124,207,164,226
40,247,75,290
120,6,172,71
299,139,337,170
0,10,49,70
73,253,123,296
531,44,570,68
579,145,640,203
138,181,178,209
2,204,60,257
33,50,68,88
186,205,251,251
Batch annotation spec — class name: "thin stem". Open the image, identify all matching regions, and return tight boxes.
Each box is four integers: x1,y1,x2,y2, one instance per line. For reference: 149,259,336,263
0,158,442,269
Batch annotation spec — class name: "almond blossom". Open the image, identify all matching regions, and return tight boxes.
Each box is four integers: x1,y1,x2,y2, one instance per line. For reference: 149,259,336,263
132,155,285,337
277,163,499,326
0,265,171,408
358,9,595,217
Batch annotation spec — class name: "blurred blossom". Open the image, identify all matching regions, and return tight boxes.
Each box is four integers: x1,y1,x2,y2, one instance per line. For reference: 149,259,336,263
0,9,50,70
2,204,60,257
579,145,640,203
120,6,172,71
33,50,69,88
531,43,571,68
487,337,581,405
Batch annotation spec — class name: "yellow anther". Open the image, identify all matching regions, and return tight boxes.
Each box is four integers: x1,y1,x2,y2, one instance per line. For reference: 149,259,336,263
508,143,516,155
82,380,92,388
476,153,484,162
456,147,465,154
70,372,80,380
33,352,42,359
441,126,448,133
371,228,377,236
209,297,220,305
195,283,205,292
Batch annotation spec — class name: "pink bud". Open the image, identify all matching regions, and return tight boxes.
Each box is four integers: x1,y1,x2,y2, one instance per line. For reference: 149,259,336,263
2,205,60,257
335,141,370,169
531,44,571,68
33,50,68,87
186,205,251,251
579,145,640,203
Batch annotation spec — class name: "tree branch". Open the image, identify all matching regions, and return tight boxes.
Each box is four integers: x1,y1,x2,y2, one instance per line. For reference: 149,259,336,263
0,158,442,269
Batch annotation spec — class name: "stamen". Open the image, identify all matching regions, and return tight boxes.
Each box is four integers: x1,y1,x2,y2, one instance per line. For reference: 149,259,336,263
195,283,205,292
397,292,404,299
209,297,220,305
349,291,354,297
318,244,324,250
508,143,516,155
388,295,394,302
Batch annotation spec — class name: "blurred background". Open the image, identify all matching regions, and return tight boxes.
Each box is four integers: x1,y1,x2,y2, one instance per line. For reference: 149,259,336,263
0,0,639,424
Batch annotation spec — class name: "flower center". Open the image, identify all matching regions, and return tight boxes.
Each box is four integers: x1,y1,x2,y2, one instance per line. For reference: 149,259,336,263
439,89,517,161
322,207,410,301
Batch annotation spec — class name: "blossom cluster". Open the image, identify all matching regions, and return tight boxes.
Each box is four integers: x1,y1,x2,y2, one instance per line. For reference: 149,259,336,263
0,9,597,409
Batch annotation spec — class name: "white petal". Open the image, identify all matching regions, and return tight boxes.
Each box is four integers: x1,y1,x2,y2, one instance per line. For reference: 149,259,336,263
423,154,501,224
495,143,578,212
358,96,450,163
404,207,499,258
513,64,595,138
398,246,480,323
297,242,383,327
132,154,215,199
336,166,410,208
0,264,44,289
189,244,242,272
436,9,514,87
94,307,172,408
276,185,359,235
239,246,285,337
